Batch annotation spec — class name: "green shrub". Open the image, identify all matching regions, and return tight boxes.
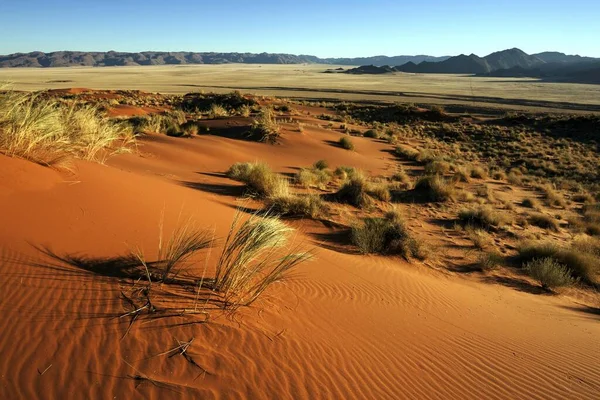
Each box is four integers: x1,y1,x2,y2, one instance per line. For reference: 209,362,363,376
363,129,379,138
313,159,329,170
338,136,355,150
525,258,575,290
335,172,372,208
517,241,599,285
351,211,426,259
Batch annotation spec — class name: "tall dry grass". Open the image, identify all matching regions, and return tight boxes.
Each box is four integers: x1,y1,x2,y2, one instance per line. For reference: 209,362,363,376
213,211,312,308
0,89,134,165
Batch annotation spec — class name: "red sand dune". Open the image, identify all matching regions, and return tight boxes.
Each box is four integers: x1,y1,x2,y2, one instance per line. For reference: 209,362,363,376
0,125,599,399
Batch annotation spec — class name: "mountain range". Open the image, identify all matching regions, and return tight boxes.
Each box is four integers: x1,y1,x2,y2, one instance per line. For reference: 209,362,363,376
1,48,598,84
0,51,450,68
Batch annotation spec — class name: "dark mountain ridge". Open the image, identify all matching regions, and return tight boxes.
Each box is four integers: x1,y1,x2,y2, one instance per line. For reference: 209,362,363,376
0,50,449,68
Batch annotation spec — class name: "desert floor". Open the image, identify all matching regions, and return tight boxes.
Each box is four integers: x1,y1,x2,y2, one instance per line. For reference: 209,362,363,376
0,96,599,399
2,64,600,114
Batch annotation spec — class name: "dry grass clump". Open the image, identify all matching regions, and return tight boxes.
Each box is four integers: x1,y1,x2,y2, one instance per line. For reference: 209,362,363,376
394,145,420,161
466,227,493,249
528,212,560,231
251,108,280,143
0,90,133,165
313,159,329,170
491,169,507,180
458,206,512,229
226,162,289,198
517,240,599,285
414,175,457,202
351,209,427,260
537,184,567,208
582,203,600,236
333,166,359,180
391,167,412,189
132,218,213,285
212,211,312,308
363,129,379,138
525,258,576,290
338,136,355,150
335,171,391,207
424,160,451,175
208,104,229,119
477,251,504,271
335,172,373,208
453,166,471,183
470,165,488,179
296,167,332,190
267,194,327,219
521,197,541,209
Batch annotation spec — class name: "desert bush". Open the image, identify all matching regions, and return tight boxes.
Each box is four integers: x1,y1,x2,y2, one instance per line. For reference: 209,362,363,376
335,172,372,208
470,165,488,179
367,181,392,202
226,162,289,198
251,108,281,143
213,211,312,308
338,136,355,150
333,166,358,180
394,145,419,161
517,241,599,285
268,194,327,219
537,184,567,208
0,90,133,165
208,104,229,119
466,227,493,249
525,258,575,290
391,167,412,189
453,166,470,183
313,159,329,170
528,213,560,231
414,175,456,202
507,172,523,185
521,197,540,209
363,129,379,138
296,167,332,190
425,160,451,175
458,206,512,229
477,251,503,271
491,170,507,180
351,210,426,259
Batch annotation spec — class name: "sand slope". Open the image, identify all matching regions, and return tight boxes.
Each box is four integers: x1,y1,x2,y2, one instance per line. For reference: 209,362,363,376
0,128,599,399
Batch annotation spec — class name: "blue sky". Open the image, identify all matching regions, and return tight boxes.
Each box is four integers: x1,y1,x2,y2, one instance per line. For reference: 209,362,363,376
1,0,598,57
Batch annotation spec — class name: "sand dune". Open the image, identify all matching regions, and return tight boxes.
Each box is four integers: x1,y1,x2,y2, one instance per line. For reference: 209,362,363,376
0,118,599,399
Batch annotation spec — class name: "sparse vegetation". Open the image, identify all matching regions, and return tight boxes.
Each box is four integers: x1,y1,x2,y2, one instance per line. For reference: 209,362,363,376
517,241,599,285
528,213,560,231
458,206,512,229
338,136,355,150
414,175,456,202
525,258,576,290
0,90,133,165
351,210,427,260
251,108,281,143
226,162,289,198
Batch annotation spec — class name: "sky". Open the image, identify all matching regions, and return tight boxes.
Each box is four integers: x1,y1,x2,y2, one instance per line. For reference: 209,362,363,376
0,0,599,57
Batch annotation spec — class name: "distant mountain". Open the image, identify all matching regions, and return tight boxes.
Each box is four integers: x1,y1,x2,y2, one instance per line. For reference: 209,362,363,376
532,52,599,64
322,55,450,66
0,51,448,68
481,61,600,84
397,48,544,74
343,65,398,74
0,51,326,68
